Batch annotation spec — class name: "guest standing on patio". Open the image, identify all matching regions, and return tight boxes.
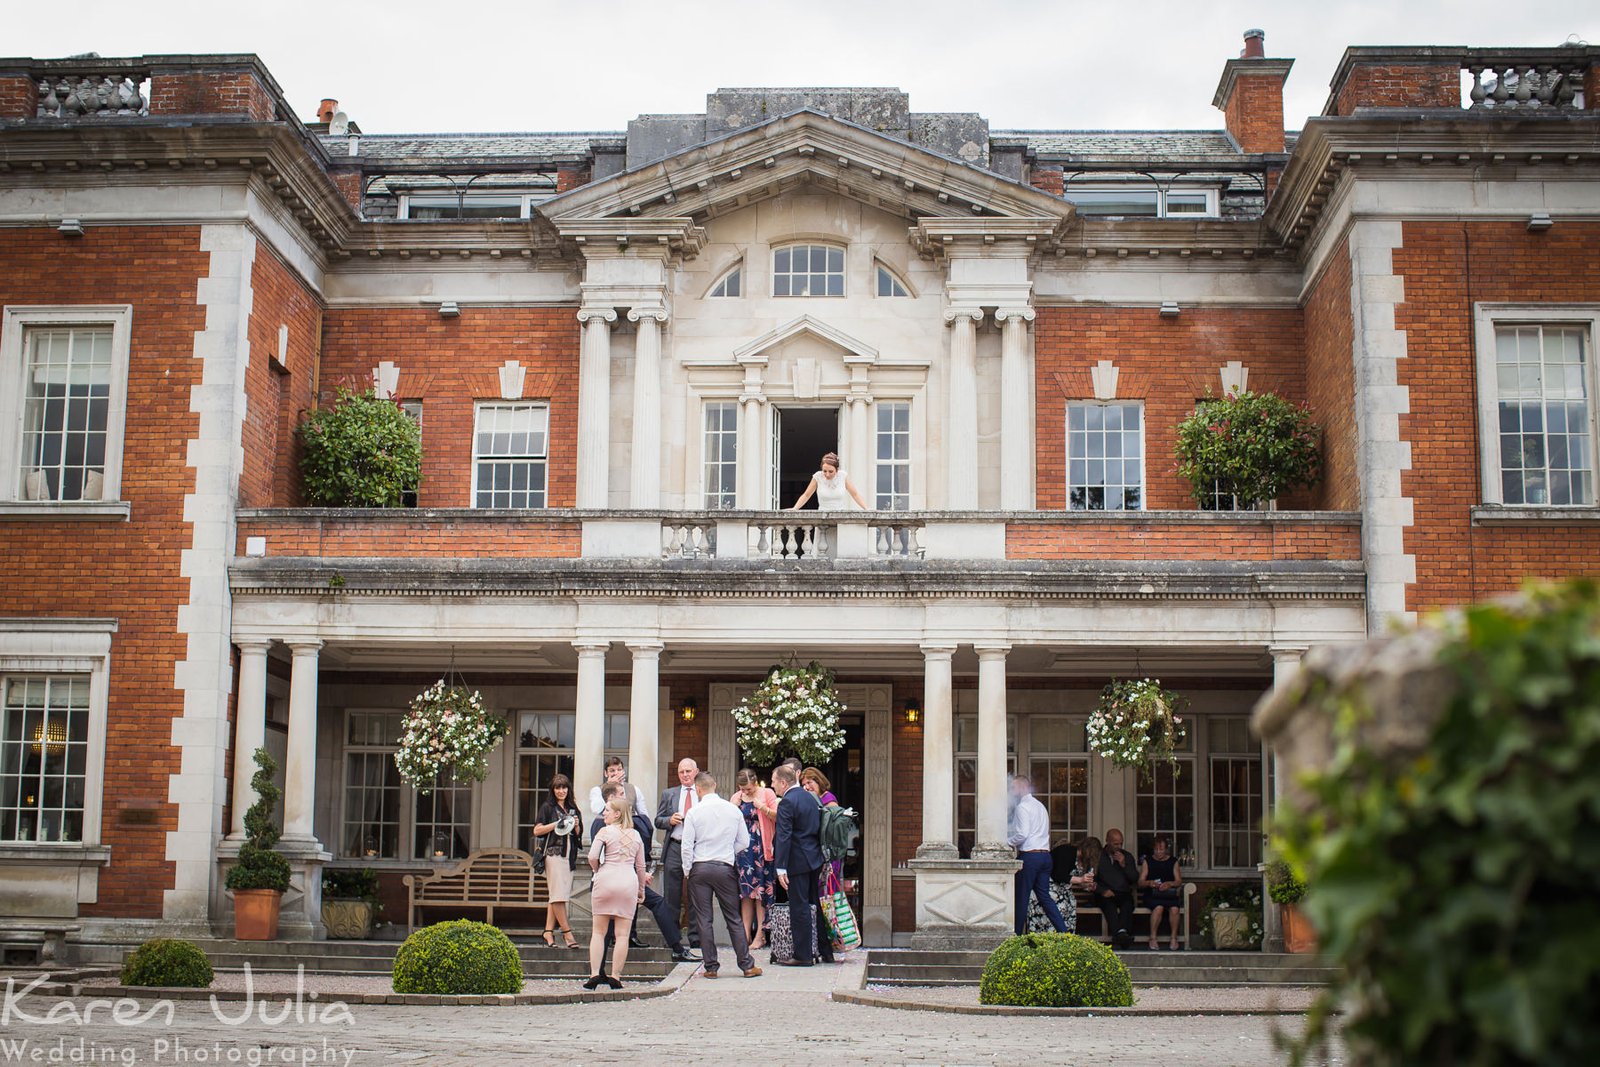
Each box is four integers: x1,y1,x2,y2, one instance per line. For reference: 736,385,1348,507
656,757,701,947
533,774,583,950
681,772,762,979
801,766,847,951
772,763,833,966
585,797,646,990
1008,774,1068,935
787,452,868,510
734,768,778,949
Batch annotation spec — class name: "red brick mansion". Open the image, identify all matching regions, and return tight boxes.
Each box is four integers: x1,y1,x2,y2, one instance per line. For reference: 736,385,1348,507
1,33,1597,950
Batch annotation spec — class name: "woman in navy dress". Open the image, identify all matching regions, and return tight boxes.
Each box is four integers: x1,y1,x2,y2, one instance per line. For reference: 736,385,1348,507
734,768,777,948
1139,834,1185,950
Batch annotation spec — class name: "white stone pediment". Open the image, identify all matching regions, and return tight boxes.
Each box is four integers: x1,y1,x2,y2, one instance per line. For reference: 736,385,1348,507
731,314,878,367
541,109,1074,238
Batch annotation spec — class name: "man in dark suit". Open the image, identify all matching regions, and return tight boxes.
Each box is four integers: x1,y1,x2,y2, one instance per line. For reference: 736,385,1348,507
772,763,833,966
655,758,700,947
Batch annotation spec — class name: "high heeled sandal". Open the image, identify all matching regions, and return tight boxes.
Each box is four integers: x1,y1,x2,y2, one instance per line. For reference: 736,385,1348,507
542,930,556,948
563,930,580,950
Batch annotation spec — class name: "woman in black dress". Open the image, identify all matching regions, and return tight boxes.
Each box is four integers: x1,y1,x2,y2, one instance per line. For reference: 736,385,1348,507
1138,834,1184,950
534,774,584,949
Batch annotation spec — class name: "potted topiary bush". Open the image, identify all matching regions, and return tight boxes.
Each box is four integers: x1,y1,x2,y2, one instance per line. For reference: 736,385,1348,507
299,387,422,508
120,938,214,988
322,868,382,939
226,747,291,941
979,933,1133,1007
1266,858,1316,953
1175,390,1323,510
391,920,523,996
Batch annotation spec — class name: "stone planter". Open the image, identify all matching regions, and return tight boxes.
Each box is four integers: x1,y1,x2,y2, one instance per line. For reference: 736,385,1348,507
320,899,374,939
233,889,283,941
1281,902,1317,954
1210,908,1254,950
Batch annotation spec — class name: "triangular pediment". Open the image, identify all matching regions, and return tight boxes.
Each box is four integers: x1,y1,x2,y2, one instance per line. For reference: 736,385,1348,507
732,314,879,366
541,109,1074,238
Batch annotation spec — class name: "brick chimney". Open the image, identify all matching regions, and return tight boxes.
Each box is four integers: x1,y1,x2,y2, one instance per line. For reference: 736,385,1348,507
317,98,338,124
1213,29,1293,154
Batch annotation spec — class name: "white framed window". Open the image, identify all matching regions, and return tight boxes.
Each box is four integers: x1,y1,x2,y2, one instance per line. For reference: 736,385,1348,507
473,402,549,509
1067,401,1144,510
1,307,132,508
1061,184,1219,219
0,621,112,849
1135,753,1196,862
1474,306,1599,507
341,711,403,858
703,401,738,509
415,775,474,860
875,400,911,510
397,191,550,220
1027,716,1090,850
513,710,628,852
876,263,911,298
954,714,1017,858
399,400,422,509
1206,716,1262,870
773,244,845,297
708,265,743,299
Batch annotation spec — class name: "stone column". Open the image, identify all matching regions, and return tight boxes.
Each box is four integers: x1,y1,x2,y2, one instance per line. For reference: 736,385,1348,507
736,395,764,509
281,640,322,844
573,643,610,810
576,308,617,509
944,308,982,509
849,395,872,502
628,307,667,508
1263,645,1308,952
917,644,959,858
627,642,664,807
995,308,1035,510
229,638,272,839
973,643,1011,857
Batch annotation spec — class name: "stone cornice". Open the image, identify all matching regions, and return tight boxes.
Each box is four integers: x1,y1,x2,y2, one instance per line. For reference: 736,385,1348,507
911,216,1067,257
550,216,706,258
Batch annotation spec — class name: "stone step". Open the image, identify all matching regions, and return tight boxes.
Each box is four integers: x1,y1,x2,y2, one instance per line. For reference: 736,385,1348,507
864,949,1332,988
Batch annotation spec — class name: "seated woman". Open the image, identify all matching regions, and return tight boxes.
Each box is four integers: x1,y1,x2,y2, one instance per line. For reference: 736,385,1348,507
1027,837,1098,935
1139,834,1185,950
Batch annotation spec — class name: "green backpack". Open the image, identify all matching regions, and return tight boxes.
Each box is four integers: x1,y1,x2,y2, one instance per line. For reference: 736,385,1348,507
819,803,859,863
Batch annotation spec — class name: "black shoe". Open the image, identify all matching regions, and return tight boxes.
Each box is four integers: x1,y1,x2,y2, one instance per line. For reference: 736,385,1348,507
581,974,605,990
671,948,702,963
628,936,646,949
604,974,623,990
778,959,814,967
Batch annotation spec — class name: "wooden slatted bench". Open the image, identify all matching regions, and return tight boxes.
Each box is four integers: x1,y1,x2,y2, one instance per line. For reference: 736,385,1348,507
402,848,548,933
1072,882,1197,949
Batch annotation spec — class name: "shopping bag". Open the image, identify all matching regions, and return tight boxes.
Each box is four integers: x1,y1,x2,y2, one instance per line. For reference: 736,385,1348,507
826,889,861,949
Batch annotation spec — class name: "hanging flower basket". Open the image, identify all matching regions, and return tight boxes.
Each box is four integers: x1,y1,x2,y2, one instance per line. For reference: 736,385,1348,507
732,661,848,768
395,680,508,794
1087,678,1187,769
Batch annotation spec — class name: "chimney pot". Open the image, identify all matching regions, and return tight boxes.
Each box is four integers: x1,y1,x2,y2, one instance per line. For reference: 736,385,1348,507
317,98,338,124
1242,29,1265,59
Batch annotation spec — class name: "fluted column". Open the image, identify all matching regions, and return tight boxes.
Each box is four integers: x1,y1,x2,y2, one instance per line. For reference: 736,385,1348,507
229,638,272,839
972,643,1011,858
573,642,610,810
576,308,617,509
628,307,667,508
736,395,764,509
627,642,664,808
281,639,322,844
995,307,1035,510
945,308,982,509
917,644,959,858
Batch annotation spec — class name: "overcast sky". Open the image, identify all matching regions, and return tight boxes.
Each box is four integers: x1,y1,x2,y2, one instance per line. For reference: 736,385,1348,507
9,0,1597,135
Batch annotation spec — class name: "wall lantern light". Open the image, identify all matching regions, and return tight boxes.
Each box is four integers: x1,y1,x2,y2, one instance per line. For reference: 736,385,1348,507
681,698,698,723
904,699,921,725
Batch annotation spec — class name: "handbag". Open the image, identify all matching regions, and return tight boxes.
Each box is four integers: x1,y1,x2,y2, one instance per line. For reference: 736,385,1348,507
824,888,862,949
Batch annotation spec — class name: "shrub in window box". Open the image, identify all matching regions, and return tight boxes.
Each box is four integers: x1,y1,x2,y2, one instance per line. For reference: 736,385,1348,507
1174,390,1322,510
225,747,291,941
299,387,422,508
120,938,214,988
322,868,382,939
979,933,1133,1008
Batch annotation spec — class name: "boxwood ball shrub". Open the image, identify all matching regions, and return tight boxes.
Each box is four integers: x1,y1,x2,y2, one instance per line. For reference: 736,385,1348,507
391,920,523,996
299,387,422,508
120,938,214,988
979,933,1133,1008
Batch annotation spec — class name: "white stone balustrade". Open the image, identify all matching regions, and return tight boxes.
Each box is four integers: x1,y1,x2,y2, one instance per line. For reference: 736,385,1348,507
36,74,149,118
1465,58,1586,110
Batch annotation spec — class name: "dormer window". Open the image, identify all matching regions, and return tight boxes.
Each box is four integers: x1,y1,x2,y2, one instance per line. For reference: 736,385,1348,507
1062,185,1218,219
708,266,743,298
773,244,844,297
876,264,911,298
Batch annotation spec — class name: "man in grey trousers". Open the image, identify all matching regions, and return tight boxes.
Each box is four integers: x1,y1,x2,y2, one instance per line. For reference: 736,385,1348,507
679,771,761,979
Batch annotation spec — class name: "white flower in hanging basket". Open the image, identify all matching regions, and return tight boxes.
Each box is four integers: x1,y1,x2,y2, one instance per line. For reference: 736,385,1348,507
395,679,508,794
1087,678,1187,770
731,662,848,769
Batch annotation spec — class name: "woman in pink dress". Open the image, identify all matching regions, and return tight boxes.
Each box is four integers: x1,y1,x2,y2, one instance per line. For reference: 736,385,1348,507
585,796,647,990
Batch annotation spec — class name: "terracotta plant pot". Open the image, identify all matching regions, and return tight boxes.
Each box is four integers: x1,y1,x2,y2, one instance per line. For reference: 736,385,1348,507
1210,908,1254,950
321,899,373,939
1281,902,1318,954
233,889,283,941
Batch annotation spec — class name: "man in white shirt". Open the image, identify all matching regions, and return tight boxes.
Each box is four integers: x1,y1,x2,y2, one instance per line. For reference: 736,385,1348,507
1008,774,1067,935
680,772,761,978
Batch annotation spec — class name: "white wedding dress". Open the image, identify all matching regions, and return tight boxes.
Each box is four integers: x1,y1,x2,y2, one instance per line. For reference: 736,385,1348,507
814,469,859,510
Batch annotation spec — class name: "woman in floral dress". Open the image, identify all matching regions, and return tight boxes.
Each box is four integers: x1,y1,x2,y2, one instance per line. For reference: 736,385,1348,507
734,768,777,948
1028,836,1100,935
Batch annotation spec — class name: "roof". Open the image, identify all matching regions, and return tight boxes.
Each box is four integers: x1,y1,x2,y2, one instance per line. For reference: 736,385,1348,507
322,132,622,163
1000,130,1244,157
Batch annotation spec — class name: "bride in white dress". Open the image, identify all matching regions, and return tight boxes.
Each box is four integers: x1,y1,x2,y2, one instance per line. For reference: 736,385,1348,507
788,451,869,511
